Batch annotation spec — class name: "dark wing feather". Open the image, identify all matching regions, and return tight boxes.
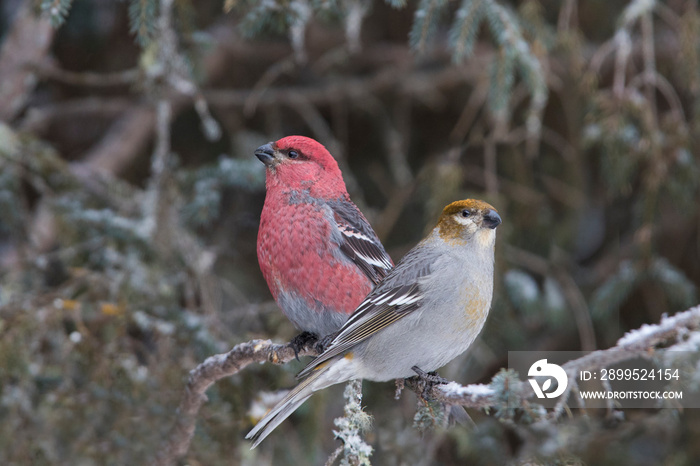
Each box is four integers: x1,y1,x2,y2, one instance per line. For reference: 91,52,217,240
296,284,421,379
329,200,393,284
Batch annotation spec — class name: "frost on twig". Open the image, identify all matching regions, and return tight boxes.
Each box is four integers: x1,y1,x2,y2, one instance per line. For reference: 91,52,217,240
547,305,700,416
329,379,373,466
415,305,700,422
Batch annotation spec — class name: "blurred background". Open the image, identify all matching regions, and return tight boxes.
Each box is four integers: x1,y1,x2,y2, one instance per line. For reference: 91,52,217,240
1,0,699,464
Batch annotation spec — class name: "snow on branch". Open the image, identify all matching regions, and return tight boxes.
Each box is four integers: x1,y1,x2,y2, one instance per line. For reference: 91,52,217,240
547,305,700,416
422,305,700,418
616,305,700,348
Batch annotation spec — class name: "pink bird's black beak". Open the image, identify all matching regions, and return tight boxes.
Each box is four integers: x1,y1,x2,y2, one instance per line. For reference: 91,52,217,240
255,143,276,167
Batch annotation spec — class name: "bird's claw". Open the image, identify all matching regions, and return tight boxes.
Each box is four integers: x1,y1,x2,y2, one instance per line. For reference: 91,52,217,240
411,366,449,384
313,332,337,354
289,331,319,360
410,365,449,400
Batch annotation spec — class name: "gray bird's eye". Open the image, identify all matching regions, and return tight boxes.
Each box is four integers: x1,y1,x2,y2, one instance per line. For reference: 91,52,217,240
288,150,299,159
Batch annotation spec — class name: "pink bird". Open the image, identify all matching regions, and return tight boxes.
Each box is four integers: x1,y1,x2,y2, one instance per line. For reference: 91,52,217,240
255,136,393,347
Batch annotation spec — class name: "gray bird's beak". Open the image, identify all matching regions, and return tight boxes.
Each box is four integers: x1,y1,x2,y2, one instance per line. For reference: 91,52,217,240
255,143,276,167
483,210,502,229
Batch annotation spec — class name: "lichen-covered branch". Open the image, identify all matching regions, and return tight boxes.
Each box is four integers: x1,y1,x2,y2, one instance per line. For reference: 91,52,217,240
329,379,373,466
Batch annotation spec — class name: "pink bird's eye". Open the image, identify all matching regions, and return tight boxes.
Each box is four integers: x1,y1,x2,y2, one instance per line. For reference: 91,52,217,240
288,150,299,159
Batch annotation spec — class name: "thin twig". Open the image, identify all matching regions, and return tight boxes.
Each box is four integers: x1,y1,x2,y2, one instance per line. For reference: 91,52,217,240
628,71,686,124
641,10,657,126
285,93,366,205
324,445,344,466
0,0,54,121
205,63,483,110
20,98,135,133
34,64,139,86
552,262,597,351
557,0,578,33
449,78,489,144
483,131,498,195
244,56,297,116
142,99,172,241
612,30,632,99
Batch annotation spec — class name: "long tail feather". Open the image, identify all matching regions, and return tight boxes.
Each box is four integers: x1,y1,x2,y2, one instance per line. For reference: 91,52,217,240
246,365,331,448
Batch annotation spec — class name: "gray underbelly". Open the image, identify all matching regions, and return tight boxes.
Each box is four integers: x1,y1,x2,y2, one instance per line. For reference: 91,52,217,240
351,303,488,381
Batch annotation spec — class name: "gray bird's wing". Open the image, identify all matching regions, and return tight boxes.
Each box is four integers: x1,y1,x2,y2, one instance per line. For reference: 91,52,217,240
328,199,393,284
297,243,439,379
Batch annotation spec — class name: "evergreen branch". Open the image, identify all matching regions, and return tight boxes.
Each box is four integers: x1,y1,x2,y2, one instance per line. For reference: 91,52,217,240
449,0,485,63
591,260,641,319
344,0,371,54
289,0,313,63
384,0,407,8
173,0,196,38
487,48,516,119
40,0,74,27
129,0,159,47
409,0,448,54
238,0,287,38
649,258,697,310
481,1,547,134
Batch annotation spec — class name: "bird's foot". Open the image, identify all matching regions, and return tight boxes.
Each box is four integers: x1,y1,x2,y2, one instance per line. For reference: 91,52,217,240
410,365,449,400
411,366,449,384
289,331,319,360
313,332,337,354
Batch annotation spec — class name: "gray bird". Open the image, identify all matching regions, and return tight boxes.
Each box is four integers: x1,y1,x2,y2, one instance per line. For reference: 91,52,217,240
247,199,501,447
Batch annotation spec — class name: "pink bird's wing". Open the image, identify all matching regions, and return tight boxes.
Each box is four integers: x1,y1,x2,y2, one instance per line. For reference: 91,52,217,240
328,200,393,285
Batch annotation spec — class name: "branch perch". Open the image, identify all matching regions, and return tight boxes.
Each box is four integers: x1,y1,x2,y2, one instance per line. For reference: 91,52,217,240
154,305,700,465
418,305,700,416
